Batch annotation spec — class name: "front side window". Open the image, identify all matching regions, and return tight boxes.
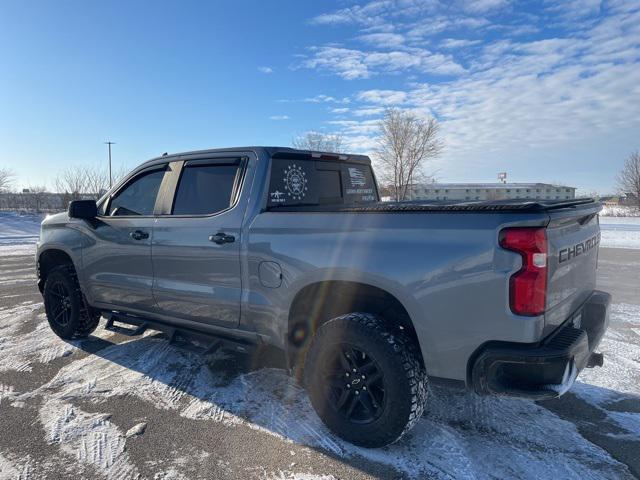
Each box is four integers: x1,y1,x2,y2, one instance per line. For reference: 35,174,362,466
172,163,240,215
108,169,166,216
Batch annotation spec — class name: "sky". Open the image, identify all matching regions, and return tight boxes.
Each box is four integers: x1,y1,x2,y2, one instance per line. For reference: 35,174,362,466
0,0,639,193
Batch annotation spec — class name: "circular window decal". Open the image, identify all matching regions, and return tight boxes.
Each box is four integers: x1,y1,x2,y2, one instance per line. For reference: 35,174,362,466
284,164,308,200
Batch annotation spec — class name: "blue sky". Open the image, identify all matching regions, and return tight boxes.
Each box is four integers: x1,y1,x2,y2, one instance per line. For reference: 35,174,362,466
1,0,638,193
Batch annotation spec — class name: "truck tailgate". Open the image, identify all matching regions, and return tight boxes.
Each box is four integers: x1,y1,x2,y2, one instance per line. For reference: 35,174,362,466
545,204,602,335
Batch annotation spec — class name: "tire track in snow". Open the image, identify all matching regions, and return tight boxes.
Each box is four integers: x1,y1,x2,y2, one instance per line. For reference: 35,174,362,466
41,398,139,479
0,452,33,480
0,383,16,405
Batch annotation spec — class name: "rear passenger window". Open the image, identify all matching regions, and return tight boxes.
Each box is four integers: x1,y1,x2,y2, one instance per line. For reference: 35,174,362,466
172,163,240,215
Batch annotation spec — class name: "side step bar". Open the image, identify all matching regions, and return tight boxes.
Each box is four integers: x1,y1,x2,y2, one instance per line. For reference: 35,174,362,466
103,311,262,355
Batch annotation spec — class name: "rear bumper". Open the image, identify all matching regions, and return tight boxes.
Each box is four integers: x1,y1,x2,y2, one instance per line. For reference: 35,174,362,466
470,290,610,400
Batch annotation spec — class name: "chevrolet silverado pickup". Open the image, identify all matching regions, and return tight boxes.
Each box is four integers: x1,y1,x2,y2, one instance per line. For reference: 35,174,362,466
36,146,609,447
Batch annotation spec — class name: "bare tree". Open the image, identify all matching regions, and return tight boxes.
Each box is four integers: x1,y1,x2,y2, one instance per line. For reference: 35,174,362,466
84,165,111,197
0,168,15,192
55,166,88,201
292,132,345,153
617,151,640,208
375,109,443,202
24,185,48,212
54,164,125,200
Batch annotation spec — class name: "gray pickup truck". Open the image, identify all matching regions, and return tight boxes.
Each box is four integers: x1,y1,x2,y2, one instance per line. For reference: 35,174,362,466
37,146,609,447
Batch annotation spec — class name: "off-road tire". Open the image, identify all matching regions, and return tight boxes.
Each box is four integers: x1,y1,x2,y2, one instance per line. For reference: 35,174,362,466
304,312,428,447
43,265,100,339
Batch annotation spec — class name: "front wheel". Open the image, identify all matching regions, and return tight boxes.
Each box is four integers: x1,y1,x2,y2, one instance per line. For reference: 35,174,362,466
43,265,100,339
304,312,428,447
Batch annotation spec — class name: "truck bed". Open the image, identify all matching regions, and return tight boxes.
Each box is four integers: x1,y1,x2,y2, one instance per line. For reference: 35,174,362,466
266,198,599,213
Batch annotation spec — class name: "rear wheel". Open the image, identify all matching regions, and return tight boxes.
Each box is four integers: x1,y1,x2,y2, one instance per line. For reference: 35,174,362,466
43,265,100,339
304,312,427,447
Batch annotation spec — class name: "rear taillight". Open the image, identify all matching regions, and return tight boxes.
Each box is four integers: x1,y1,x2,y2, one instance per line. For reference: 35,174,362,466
500,227,548,316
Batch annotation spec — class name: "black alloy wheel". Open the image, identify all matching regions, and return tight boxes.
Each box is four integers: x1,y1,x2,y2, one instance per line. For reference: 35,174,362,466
321,344,386,424
45,279,73,327
43,265,100,339
304,312,428,448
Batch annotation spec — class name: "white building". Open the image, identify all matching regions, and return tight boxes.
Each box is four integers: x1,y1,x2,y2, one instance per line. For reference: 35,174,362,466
406,183,576,201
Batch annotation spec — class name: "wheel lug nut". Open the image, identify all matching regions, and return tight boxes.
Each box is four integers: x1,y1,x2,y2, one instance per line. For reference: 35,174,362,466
352,368,356,373
361,375,365,379
346,372,350,377
355,390,359,395
363,386,367,390
347,384,351,388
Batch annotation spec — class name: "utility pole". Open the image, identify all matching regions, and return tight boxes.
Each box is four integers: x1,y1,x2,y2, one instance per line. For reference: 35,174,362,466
104,141,115,188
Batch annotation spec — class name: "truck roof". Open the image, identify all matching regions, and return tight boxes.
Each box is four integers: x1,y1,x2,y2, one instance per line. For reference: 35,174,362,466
139,146,372,169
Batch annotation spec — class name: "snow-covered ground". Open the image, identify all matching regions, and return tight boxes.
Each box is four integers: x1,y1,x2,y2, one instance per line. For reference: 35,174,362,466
0,211,44,257
600,216,640,250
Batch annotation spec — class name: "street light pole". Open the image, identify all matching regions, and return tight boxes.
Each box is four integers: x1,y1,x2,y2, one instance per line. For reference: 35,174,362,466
104,141,115,188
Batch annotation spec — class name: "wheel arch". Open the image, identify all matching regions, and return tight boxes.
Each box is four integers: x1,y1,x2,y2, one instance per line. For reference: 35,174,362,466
37,248,77,293
286,280,423,377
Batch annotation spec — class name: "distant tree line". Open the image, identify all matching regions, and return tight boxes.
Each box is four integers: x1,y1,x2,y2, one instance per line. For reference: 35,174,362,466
0,164,126,212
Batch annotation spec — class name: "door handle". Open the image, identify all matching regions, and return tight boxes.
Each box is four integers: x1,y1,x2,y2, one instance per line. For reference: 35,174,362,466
130,230,149,240
209,232,235,245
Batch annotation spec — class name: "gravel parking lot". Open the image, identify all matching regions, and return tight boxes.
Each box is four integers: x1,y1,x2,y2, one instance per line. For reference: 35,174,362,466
0,215,639,479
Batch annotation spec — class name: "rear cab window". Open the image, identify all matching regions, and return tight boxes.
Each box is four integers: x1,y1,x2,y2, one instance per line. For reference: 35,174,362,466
267,157,378,208
171,160,242,216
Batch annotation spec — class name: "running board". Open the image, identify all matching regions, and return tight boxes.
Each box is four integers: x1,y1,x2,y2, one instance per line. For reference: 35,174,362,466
102,311,260,355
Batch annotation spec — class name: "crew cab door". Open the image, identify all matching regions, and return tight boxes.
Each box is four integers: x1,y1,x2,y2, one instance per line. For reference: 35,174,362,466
151,156,247,329
83,164,168,311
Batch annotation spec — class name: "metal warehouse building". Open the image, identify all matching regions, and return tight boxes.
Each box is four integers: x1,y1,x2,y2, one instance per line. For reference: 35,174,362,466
407,183,576,201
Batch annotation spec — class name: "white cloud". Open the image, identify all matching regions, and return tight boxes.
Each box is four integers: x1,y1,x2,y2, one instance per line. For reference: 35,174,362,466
269,115,290,120
356,89,407,105
353,107,386,116
545,0,602,20
302,46,465,79
461,0,510,14
327,119,380,135
258,66,274,74
303,94,350,103
330,107,350,113
358,32,405,48
440,38,482,49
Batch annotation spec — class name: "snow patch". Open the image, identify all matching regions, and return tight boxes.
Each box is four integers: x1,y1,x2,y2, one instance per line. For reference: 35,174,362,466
0,211,44,238
0,315,77,373
40,397,139,479
599,216,640,249
571,303,640,448
0,211,42,257
0,302,115,374
270,472,337,480
0,243,37,257
125,422,147,438
0,452,33,480
0,383,16,405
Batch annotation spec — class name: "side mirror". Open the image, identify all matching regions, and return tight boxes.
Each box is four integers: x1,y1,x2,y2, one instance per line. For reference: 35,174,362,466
68,200,97,220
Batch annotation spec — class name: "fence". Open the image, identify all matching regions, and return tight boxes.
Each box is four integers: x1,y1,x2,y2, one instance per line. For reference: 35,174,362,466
0,192,98,213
